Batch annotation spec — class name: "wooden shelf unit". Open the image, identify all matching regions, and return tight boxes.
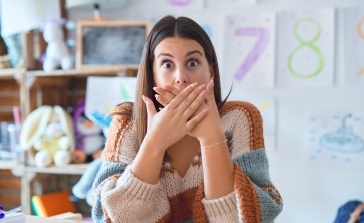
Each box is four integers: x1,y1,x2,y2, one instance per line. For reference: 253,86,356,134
0,66,138,215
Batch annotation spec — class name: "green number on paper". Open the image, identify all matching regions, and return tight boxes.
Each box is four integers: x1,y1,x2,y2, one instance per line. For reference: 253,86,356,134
287,18,324,79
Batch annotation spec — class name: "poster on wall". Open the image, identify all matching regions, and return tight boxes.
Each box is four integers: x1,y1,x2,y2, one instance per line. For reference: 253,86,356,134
214,0,256,7
343,6,364,87
1,0,60,37
85,77,137,130
189,13,225,74
223,13,276,89
305,111,364,167
277,8,335,87
250,100,277,152
165,0,204,10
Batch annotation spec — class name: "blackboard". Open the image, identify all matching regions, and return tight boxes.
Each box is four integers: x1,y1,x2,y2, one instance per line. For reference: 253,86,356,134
76,20,150,69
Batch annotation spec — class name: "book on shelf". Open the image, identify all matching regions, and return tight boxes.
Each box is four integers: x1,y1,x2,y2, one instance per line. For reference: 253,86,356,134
31,191,77,217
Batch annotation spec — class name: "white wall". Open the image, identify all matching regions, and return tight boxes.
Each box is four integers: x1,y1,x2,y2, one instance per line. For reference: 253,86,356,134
69,0,364,222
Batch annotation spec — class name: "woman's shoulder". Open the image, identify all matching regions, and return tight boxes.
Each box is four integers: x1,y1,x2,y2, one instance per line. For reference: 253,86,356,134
219,100,262,119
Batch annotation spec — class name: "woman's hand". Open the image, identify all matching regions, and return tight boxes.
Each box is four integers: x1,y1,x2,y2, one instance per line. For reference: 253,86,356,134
143,83,208,152
154,80,225,144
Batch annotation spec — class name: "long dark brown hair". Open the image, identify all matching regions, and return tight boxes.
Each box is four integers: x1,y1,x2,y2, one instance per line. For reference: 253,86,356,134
112,15,229,150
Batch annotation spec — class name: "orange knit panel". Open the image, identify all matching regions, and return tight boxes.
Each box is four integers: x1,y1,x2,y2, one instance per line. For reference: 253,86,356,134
193,183,207,223
234,163,262,223
168,187,198,222
220,101,265,150
103,115,131,162
156,212,172,223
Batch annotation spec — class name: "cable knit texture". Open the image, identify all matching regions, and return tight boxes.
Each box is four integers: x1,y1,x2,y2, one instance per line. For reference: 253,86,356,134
91,101,283,223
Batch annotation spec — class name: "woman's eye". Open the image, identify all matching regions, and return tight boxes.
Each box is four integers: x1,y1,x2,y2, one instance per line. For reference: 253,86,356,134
162,61,173,68
187,60,198,67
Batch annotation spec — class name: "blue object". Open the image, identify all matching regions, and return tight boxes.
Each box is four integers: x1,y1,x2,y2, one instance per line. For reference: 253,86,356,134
333,200,364,223
0,205,4,219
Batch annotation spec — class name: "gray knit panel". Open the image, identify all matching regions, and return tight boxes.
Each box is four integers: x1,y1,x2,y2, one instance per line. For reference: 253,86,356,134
233,148,272,186
233,148,283,223
91,161,129,223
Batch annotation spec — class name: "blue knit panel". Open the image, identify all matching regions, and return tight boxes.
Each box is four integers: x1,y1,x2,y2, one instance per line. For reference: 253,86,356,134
253,184,283,223
233,148,271,186
233,148,283,223
91,161,128,223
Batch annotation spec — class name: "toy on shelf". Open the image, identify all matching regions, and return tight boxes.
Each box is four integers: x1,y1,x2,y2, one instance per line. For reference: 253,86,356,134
71,98,105,206
20,105,75,167
72,157,102,206
42,19,73,72
71,98,105,164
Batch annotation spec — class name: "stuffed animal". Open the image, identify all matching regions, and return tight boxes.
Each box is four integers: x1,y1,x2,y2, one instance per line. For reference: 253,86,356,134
42,20,73,72
71,98,104,164
72,157,102,206
20,105,75,167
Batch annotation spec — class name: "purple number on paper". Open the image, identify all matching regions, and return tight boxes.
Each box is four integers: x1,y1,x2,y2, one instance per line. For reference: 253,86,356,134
169,0,193,6
234,27,269,81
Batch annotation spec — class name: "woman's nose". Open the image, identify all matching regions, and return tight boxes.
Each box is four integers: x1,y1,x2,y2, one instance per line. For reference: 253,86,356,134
175,67,188,84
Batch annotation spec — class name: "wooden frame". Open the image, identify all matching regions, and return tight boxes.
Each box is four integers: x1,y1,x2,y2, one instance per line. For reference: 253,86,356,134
76,19,150,69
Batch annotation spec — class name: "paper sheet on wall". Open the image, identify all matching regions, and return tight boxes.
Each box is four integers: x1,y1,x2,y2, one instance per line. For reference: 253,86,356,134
277,8,335,87
0,0,60,37
250,100,277,152
85,77,137,129
223,13,276,89
305,111,364,167
165,0,204,10
188,13,224,76
343,6,364,87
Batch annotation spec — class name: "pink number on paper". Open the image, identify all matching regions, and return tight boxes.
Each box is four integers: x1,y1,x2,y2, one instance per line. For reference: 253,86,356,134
234,27,269,81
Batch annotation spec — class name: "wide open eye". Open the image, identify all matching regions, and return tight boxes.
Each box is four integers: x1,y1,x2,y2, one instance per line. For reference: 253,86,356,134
162,61,173,69
187,59,199,67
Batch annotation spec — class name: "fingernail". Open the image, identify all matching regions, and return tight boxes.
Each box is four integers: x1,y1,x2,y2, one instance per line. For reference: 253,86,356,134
142,95,146,102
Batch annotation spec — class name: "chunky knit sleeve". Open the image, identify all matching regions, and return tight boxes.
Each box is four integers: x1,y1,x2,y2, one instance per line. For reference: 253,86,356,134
91,116,170,223
194,101,283,223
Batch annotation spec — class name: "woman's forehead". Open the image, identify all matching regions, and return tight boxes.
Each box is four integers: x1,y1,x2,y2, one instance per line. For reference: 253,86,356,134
154,37,204,56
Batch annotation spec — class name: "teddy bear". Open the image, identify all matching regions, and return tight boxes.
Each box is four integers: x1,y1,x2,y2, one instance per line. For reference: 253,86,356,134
42,20,73,72
20,105,75,167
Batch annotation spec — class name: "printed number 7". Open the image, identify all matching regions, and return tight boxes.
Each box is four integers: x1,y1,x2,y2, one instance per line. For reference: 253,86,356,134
234,27,269,81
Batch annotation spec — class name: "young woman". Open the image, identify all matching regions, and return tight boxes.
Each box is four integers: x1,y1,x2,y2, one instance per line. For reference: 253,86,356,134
91,15,283,223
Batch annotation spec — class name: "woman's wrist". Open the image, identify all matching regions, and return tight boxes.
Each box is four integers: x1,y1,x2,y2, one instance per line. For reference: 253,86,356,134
198,130,226,149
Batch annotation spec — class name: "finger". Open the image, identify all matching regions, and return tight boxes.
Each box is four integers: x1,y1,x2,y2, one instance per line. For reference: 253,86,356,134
142,95,157,118
182,90,206,120
205,79,215,104
168,82,198,109
153,86,178,103
185,108,208,131
155,94,169,107
163,85,180,97
174,84,205,111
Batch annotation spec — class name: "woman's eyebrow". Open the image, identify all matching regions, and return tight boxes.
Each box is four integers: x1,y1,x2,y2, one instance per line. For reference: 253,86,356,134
157,53,173,58
157,50,202,58
186,50,202,57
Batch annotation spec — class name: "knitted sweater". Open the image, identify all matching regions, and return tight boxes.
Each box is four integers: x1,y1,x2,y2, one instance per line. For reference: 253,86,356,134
91,101,283,223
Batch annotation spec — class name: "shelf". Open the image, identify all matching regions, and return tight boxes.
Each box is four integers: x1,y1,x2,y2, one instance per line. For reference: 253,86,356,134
0,160,18,170
0,68,25,82
26,66,138,77
12,164,88,176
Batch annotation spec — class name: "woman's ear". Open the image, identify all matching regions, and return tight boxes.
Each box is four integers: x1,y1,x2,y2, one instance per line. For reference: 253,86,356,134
209,65,214,80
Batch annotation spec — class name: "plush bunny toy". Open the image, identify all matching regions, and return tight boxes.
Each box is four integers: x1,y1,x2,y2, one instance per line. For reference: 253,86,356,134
20,105,75,167
42,20,73,72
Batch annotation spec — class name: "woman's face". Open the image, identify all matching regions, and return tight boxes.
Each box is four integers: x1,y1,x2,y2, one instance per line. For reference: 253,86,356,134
153,37,213,91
